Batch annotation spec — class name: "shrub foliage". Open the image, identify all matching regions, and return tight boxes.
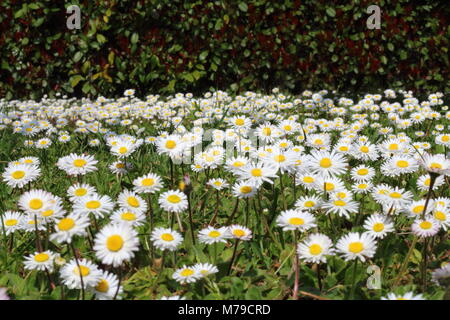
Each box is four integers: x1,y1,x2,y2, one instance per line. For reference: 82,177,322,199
0,0,449,99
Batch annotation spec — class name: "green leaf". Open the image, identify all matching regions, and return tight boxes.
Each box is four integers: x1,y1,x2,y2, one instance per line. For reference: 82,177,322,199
131,33,139,44
326,8,336,17
70,75,83,87
238,3,248,12
73,52,83,63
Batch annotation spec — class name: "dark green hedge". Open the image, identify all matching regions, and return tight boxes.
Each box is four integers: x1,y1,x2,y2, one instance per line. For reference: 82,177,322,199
0,0,449,99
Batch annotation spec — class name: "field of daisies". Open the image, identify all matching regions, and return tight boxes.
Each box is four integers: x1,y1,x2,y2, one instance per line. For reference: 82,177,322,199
0,88,449,301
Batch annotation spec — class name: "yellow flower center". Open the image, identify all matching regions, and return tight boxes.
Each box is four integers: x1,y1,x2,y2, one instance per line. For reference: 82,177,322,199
373,223,384,232
119,147,128,154
73,159,87,167
442,135,450,142
339,146,349,152
320,158,332,168
304,201,315,208
127,196,140,207
116,163,125,169
165,140,176,149
434,211,445,221
412,205,424,214
106,235,124,252
397,160,409,168
235,118,244,126
121,212,136,221
424,178,430,186
74,265,90,277
309,244,322,255
357,168,368,175
389,143,399,151
232,229,246,237
180,268,194,277
34,253,49,262
86,200,101,209
29,199,43,210
142,178,154,186
11,170,25,179
251,168,262,177
324,183,335,191
284,125,292,131
5,219,17,226
303,176,314,183
233,161,244,167
262,127,271,136
58,218,75,231
420,221,432,230
41,210,54,217
389,192,402,199
314,139,323,145
348,242,364,253
430,162,442,170
167,194,181,204
360,146,369,153
95,279,109,293
161,233,174,241
74,188,87,197
240,186,252,194
274,155,286,162
334,200,346,207
288,217,304,225
208,230,221,238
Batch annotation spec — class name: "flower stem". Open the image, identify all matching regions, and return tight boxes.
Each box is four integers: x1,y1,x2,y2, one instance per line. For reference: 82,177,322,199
227,239,240,276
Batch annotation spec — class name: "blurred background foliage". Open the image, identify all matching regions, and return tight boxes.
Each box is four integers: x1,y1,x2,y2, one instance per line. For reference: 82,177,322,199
0,0,449,99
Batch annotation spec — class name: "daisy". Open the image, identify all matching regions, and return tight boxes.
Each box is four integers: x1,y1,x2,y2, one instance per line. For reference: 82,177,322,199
418,153,450,176
50,213,90,244
2,163,40,189
207,178,229,191
67,183,97,203
294,195,322,211
20,214,46,233
381,292,425,300
156,134,185,158
431,263,450,286
336,232,377,262
150,227,183,251
411,217,440,237
237,162,278,185
432,206,450,230
158,190,188,213
23,251,56,272
117,190,147,214
94,223,140,267
297,233,334,264
307,150,348,178
56,153,98,176
198,226,231,244
276,210,316,231
255,122,280,144
109,161,133,175
416,174,445,192
133,173,163,194
1,211,23,235
91,271,123,300
35,138,52,149
173,265,202,284
228,225,252,241
381,155,419,177
18,189,53,215
231,181,258,198
295,173,319,190
363,214,395,239
73,194,114,218
351,141,379,161
110,139,138,158
351,182,373,194
225,156,249,174
193,263,219,278
321,195,359,218
350,165,375,182
60,258,102,289
110,209,146,228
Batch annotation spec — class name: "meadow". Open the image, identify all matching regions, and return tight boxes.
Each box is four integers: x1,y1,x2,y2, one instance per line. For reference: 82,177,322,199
0,88,449,300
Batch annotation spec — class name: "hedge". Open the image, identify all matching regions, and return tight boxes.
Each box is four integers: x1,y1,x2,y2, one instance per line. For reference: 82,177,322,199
0,0,449,99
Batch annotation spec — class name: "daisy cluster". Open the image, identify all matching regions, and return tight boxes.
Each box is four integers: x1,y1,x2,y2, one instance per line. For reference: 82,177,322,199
0,88,449,300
